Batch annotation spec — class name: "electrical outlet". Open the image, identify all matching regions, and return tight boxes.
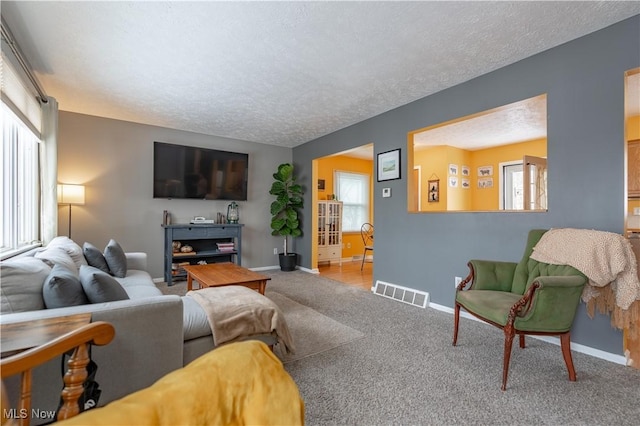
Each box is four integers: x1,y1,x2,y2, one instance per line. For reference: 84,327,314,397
273,248,278,255
347,242,351,249
455,276,462,288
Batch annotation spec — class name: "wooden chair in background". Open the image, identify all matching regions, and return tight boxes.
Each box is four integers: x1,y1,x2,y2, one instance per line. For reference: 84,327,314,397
360,223,374,271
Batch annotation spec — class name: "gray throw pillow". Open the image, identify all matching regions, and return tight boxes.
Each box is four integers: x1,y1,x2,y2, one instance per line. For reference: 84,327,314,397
104,239,127,278
43,264,89,309
79,265,129,303
83,242,110,273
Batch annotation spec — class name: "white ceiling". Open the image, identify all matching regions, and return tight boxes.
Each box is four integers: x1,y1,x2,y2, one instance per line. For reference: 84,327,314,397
2,1,639,148
413,94,548,151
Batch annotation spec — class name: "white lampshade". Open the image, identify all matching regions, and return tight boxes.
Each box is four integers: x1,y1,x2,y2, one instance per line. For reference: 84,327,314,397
57,184,85,205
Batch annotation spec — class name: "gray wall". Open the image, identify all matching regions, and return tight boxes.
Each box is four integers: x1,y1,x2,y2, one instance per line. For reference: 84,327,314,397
57,112,292,278
294,16,640,354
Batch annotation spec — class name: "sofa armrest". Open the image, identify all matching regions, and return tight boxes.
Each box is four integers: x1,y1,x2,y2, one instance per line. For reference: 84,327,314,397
125,252,147,271
1,296,184,421
465,260,518,292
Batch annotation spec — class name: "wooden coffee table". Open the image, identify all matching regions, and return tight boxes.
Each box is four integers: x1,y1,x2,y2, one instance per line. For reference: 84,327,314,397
182,262,271,295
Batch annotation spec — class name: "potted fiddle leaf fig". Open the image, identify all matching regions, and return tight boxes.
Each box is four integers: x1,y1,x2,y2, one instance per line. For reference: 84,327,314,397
270,163,304,271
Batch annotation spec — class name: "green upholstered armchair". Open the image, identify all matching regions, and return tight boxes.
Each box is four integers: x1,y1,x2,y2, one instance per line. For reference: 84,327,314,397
453,229,587,390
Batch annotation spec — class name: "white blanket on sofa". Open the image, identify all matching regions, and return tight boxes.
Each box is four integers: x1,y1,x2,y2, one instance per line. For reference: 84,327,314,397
186,286,295,354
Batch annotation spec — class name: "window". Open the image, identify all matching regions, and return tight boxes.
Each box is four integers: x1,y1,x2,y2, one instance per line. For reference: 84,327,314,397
500,158,547,211
1,103,41,257
334,171,370,232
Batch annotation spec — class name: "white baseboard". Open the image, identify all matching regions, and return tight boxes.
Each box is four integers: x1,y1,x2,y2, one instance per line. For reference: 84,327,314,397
249,265,280,272
429,302,628,366
250,265,319,274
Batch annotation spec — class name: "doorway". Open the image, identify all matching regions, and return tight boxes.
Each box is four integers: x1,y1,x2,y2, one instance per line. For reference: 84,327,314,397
312,144,374,290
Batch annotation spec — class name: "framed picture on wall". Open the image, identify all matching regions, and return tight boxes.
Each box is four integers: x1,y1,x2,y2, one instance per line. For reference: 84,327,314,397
461,165,470,176
428,179,439,202
478,165,493,177
377,149,401,181
478,177,493,188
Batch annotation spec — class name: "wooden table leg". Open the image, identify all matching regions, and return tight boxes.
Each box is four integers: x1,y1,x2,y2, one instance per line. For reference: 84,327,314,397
258,280,266,295
187,273,193,291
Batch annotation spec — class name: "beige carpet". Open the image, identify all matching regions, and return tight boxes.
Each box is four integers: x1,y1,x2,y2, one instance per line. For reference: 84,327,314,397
156,279,365,363
266,291,365,363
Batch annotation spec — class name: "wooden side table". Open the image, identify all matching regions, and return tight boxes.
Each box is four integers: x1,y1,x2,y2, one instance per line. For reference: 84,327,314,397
1,313,92,357
1,314,115,424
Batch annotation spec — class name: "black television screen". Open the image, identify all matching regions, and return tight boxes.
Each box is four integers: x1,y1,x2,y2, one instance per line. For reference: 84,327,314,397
153,142,248,200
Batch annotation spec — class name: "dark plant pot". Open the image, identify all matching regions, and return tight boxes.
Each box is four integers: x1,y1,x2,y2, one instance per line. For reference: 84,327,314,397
279,253,298,271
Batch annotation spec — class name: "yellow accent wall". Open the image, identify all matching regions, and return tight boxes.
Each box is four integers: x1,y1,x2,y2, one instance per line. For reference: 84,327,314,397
413,139,546,211
446,146,472,211
415,146,473,211
415,146,448,211
316,155,374,260
471,138,546,211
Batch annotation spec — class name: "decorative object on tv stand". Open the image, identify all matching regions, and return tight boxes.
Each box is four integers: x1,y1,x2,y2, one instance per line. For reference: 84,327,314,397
162,210,172,225
190,216,215,224
57,184,85,238
227,202,239,224
269,163,304,271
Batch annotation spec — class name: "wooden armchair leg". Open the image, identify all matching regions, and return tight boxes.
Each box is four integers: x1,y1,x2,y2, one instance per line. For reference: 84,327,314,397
519,334,526,349
452,304,460,346
502,328,516,391
560,333,577,381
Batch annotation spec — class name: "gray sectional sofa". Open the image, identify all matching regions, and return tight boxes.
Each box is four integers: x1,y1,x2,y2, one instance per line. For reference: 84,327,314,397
0,236,275,422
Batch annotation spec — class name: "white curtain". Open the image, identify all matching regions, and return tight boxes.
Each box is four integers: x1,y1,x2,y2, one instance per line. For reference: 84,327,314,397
40,97,58,243
1,50,59,244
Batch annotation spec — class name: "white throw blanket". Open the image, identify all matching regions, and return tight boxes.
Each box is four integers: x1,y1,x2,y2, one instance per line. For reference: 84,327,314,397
530,228,640,338
187,286,295,354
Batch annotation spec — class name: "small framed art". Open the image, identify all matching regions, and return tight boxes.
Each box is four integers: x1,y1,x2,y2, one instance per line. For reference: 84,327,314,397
377,149,401,181
428,179,440,202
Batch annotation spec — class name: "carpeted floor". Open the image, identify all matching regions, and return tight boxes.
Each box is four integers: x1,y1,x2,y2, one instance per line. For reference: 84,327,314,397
159,270,640,425
267,291,364,363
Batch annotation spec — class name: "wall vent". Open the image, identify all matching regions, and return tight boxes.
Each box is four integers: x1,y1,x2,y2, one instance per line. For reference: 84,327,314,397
372,280,429,309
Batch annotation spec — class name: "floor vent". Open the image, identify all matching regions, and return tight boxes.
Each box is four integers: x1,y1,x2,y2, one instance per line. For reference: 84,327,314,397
372,280,429,309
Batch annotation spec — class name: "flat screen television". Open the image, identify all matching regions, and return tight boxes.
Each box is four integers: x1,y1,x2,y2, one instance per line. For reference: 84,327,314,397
153,142,248,200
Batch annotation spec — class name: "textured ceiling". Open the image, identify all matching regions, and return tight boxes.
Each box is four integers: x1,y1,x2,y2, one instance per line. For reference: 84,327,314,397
413,94,548,151
2,1,639,148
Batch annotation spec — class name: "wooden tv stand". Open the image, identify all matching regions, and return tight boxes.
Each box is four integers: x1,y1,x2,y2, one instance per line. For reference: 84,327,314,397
162,223,243,286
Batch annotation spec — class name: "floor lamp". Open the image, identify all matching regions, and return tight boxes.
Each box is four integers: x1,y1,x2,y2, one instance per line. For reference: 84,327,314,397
57,184,85,238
